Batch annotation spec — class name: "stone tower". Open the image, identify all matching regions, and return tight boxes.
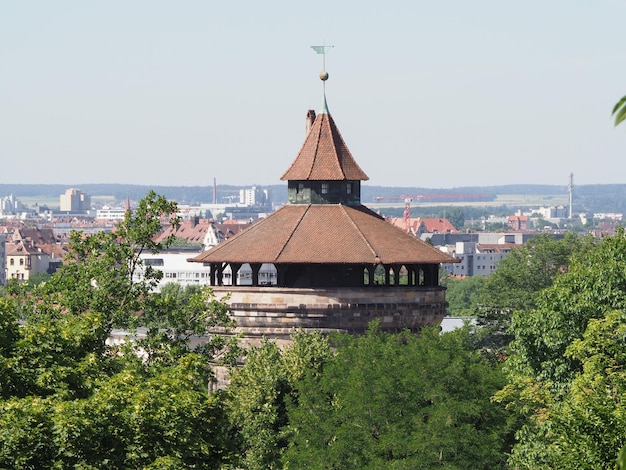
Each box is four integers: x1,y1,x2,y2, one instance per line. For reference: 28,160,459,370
190,73,458,345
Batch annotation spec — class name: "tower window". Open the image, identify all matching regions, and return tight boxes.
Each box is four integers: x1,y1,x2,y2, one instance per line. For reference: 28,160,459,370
298,183,304,194
321,183,329,194
346,183,352,194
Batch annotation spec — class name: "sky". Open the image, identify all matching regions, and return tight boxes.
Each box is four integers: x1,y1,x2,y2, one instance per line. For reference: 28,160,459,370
2,1,626,189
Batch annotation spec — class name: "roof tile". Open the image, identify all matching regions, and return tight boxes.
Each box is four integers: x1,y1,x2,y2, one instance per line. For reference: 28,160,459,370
280,113,368,181
190,204,456,265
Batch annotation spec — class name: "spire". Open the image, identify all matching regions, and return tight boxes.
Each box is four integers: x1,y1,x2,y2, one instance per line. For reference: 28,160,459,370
281,45,368,182
311,44,333,115
281,111,368,181
321,92,329,115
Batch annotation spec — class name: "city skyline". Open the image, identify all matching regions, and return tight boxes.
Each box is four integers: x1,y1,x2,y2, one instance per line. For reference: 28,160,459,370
2,1,626,188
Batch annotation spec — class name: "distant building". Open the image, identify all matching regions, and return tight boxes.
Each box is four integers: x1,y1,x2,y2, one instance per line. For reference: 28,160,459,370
594,212,623,221
507,214,529,231
96,206,128,221
135,249,211,291
134,249,275,291
60,188,91,212
9,227,67,275
442,241,515,277
5,240,51,282
0,233,6,285
152,218,252,251
536,206,568,219
0,194,25,215
239,185,271,207
437,232,565,277
387,217,458,235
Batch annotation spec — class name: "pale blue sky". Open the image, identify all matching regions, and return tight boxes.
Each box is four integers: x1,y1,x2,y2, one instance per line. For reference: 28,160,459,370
2,1,626,188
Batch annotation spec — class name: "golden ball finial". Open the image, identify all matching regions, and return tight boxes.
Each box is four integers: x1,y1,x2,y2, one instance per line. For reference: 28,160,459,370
319,70,329,81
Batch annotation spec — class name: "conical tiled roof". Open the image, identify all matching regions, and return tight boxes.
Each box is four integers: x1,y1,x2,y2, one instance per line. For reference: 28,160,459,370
190,204,454,265
280,112,369,181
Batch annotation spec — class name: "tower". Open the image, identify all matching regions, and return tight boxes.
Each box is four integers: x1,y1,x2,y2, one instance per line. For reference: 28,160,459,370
189,52,458,344
568,172,574,219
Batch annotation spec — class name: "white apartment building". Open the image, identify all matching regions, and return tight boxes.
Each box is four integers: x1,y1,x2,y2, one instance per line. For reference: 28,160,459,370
442,241,514,277
0,194,25,214
239,185,270,207
96,206,127,221
135,250,276,291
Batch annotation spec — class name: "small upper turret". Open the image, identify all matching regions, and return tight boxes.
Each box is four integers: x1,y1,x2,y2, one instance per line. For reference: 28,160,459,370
281,69,368,205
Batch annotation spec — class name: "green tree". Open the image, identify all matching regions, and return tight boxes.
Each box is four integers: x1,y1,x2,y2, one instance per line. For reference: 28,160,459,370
496,230,626,468
283,325,514,469
475,233,586,351
226,331,332,470
41,190,180,329
438,206,465,230
26,271,52,286
0,192,237,468
505,311,626,469
170,236,202,247
441,274,486,316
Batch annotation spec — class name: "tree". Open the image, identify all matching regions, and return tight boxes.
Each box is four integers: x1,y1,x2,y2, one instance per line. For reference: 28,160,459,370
438,206,465,230
496,230,626,468
170,236,202,248
41,190,180,329
441,274,486,316
282,325,514,469
613,95,626,126
225,331,331,469
475,233,587,351
504,311,626,469
0,191,238,468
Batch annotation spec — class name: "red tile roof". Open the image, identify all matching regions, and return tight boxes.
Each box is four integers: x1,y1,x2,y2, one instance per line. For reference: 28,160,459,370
280,113,369,181
6,240,44,256
388,217,458,234
154,219,212,245
154,219,250,245
190,204,456,265
12,227,57,245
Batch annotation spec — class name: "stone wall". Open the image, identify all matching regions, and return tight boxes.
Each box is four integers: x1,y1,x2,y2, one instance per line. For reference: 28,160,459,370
212,286,446,344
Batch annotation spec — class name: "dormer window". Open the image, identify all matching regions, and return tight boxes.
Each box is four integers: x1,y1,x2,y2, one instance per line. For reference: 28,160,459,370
321,183,329,194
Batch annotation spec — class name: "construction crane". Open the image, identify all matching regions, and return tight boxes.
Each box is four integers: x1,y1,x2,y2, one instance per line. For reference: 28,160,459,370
373,195,424,233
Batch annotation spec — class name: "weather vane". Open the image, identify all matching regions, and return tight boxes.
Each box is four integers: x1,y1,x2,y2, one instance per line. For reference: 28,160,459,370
310,43,333,82
311,43,333,112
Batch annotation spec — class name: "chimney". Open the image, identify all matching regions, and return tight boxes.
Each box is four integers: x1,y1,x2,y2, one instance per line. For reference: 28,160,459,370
306,109,316,135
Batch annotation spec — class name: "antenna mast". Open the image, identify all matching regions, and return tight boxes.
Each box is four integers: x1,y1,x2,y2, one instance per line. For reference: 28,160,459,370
568,172,574,219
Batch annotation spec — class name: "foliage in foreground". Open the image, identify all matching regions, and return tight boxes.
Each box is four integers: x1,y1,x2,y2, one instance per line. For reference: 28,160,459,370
0,191,238,468
227,325,514,469
497,229,626,469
